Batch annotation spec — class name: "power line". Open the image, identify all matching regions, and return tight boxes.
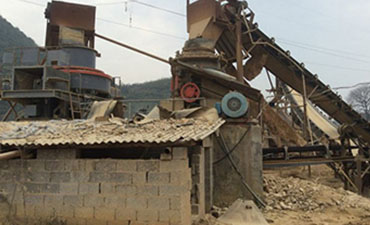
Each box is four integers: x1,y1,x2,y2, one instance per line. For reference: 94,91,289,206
277,37,370,59
278,40,370,64
97,18,186,40
97,0,186,17
14,0,187,41
305,61,370,73
16,0,44,7
332,82,370,90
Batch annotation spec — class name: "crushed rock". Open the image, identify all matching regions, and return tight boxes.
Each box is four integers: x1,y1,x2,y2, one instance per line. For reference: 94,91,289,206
263,174,370,212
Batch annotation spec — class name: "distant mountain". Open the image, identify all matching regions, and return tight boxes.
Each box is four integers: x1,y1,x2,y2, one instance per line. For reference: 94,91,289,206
0,15,37,119
121,78,171,100
0,15,37,61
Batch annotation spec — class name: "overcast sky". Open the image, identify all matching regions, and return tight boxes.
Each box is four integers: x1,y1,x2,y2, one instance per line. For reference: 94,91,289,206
1,0,370,97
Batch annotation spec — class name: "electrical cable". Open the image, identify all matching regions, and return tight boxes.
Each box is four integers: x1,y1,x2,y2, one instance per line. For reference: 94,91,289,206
278,40,370,64
96,0,186,17
213,126,251,165
16,0,44,7
215,132,266,208
96,18,186,40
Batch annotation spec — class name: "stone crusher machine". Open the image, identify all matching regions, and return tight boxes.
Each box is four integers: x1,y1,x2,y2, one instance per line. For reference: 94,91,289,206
0,1,122,120
168,0,370,195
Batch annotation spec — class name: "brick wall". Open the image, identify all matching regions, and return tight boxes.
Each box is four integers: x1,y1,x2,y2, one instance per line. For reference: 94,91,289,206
0,152,191,225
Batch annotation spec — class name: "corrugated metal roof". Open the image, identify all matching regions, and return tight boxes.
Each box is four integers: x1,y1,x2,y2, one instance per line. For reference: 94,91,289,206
0,118,224,147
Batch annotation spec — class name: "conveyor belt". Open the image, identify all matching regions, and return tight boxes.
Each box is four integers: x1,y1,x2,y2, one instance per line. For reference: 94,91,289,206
202,3,370,147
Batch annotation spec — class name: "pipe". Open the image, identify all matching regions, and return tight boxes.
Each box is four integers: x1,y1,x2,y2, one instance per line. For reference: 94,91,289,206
94,33,170,64
0,150,21,160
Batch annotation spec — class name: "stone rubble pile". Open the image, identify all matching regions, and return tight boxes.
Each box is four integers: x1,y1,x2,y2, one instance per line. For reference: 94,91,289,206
263,174,370,212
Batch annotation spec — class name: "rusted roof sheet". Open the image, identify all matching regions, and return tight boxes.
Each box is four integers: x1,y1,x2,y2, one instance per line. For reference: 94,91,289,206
0,118,224,147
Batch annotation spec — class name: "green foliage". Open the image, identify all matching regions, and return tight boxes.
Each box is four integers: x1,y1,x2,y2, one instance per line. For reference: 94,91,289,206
0,15,37,61
121,77,171,100
121,78,171,118
0,15,37,119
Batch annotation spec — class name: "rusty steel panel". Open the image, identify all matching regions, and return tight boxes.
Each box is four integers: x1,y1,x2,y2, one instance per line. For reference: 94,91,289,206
46,1,96,31
187,0,220,32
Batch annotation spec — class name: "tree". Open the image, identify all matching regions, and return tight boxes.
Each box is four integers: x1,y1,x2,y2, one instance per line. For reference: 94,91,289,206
348,85,370,121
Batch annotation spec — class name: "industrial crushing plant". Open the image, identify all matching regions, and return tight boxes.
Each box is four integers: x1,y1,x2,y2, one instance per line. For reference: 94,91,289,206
0,0,369,224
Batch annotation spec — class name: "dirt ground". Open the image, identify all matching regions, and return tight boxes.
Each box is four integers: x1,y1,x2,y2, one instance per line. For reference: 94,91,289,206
263,165,370,225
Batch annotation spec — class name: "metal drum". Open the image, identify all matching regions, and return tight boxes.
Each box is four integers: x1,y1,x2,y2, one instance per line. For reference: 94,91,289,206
55,66,112,97
61,46,97,68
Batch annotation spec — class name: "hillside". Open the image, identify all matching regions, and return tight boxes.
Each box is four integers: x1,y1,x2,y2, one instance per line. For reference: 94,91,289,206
0,15,37,119
121,77,171,99
0,15,37,61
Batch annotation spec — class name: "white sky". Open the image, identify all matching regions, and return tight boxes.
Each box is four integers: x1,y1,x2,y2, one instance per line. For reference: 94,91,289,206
1,0,370,97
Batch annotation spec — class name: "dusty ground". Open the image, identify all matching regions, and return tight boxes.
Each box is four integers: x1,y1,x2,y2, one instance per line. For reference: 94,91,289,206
263,165,370,225
194,165,370,225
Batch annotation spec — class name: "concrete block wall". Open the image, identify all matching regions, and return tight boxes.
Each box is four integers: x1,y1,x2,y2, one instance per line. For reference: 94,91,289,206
0,150,192,225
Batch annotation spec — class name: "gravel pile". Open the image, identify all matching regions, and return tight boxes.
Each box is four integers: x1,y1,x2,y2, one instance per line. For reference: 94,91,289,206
263,174,370,212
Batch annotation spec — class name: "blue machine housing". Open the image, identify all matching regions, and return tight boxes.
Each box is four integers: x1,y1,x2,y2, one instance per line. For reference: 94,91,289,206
221,92,249,118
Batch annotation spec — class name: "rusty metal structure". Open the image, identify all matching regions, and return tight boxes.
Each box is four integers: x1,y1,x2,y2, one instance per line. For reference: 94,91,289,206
0,1,121,120
174,0,370,195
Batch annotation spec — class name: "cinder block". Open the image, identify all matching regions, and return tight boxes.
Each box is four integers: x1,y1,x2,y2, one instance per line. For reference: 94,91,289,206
159,185,189,196
132,172,146,185
0,161,9,170
126,197,147,210
0,171,14,182
24,194,44,206
85,160,96,171
115,185,136,196
34,205,55,218
83,195,105,207
147,172,170,184
71,171,90,183
159,210,181,223
170,170,191,186
0,183,16,194
107,220,130,225
60,183,79,195
136,185,158,196
159,160,188,172
40,183,60,194
65,217,87,225
53,205,74,217
109,173,132,183
37,149,79,159
64,160,85,171
23,183,41,193
137,209,158,222
94,207,115,221
44,195,63,206
95,160,117,172
137,161,159,172
25,171,50,183
147,197,170,210
169,197,181,210
101,183,115,194
50,172,71,182
116,160,137,172
115,208,136,221
79,183,99,194
15,204,34,217
63,195,83,207
26,160,45,171
89,172,109,182
104,196,125,208
75,207,94,219
172,147,188,160
85,218,108,225
45,160,64,171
